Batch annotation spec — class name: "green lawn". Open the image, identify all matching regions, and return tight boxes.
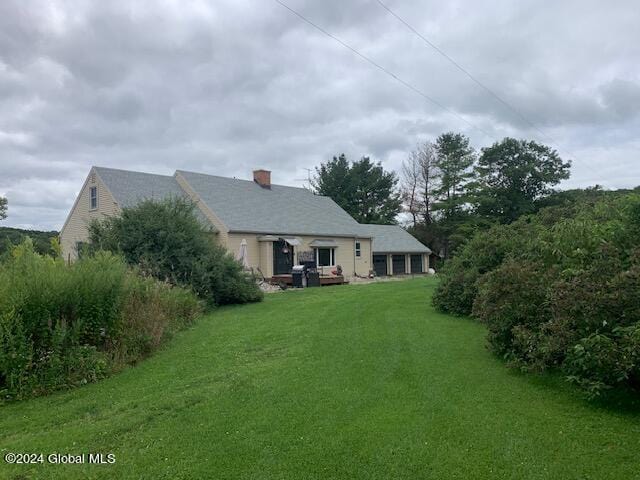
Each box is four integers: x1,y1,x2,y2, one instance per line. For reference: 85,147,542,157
1,278,639,479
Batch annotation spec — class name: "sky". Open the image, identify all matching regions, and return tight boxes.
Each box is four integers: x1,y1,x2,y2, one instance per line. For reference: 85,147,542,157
0,0,639,231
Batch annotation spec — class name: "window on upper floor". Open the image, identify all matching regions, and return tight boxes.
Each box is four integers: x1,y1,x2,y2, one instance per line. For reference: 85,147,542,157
89,186,97,210
355,241,361,257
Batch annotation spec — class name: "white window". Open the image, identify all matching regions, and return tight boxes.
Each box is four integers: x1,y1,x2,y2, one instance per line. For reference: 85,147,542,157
316,247,336,267
355,241,361,257
89,186,98,210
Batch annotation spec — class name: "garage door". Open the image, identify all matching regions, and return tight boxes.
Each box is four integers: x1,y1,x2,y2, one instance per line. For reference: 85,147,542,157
373,254,387,276
392,255,406,275
410,254,423,273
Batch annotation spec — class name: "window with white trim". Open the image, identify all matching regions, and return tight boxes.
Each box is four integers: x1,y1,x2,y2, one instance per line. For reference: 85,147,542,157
89,186,98,210
355,241,361,257
316,247,336,267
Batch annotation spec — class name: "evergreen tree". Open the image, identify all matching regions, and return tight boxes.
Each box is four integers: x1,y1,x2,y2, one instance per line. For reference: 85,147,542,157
432,132,475,219
312,155,402,224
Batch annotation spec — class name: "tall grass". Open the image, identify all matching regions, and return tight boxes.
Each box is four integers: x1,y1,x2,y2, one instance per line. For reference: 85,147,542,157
0,240,202,401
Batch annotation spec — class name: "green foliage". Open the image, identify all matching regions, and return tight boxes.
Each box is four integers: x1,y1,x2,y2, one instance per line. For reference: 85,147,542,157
313,154,402,224
88,197,262,306
433,193,640,396
432,132,475,218
473,260,559,369
564,327,639,398
0,196,6,220
0,240,202,401
0,226,58,257
3,278,639,479
405,135,570,259
473,138,571,223
432,218,535,315
110,273,202,365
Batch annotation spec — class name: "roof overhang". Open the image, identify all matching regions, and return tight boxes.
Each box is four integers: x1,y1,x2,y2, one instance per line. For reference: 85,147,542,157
372,249,432,254
257,235,302,246
234,230,372,239
309,239,338,248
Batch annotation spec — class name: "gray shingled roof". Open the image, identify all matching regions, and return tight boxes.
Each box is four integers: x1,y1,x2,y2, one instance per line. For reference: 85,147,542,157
360,224,431,253
94,166,214,230
94,167,187,207
176,170,369,237
92,167,431,255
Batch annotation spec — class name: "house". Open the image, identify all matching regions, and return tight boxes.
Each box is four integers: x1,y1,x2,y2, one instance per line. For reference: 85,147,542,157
60,166,431,280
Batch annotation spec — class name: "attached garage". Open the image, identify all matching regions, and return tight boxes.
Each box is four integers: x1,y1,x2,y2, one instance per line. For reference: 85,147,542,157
361,224,431,277
373,254,388,276
392,255,406,274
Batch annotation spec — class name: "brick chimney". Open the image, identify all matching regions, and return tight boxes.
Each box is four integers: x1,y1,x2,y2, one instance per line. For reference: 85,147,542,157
253,169,271,189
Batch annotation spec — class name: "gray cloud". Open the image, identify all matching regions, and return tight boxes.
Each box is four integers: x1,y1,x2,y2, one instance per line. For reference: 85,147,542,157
0,0,639,229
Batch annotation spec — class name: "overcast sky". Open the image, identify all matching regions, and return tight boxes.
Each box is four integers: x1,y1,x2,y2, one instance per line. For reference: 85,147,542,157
1,0,639,230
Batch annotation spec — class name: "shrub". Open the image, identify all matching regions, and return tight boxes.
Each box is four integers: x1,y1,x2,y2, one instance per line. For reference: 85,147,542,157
473,260,553,366
564,326,640,398
432,219,535,315
110,275,202,365
191,248,263,305
89,198,263,306
433,193,640,396
0,240,202,401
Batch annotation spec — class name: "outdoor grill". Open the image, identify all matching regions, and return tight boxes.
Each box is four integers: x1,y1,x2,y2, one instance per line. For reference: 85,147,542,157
291,265,307,288
291,262,320,288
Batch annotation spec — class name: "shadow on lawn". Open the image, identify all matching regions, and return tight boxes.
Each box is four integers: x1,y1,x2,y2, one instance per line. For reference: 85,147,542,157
503,363,640,417
443,303,640,418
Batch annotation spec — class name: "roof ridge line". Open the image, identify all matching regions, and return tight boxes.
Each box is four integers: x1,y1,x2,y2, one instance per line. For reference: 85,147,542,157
93,165,173,178
176,169,313,192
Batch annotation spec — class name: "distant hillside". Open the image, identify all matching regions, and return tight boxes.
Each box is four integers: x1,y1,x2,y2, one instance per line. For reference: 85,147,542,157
0,227,59,256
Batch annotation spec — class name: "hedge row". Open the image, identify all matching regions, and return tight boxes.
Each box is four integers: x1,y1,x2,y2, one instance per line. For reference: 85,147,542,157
433,194,640,397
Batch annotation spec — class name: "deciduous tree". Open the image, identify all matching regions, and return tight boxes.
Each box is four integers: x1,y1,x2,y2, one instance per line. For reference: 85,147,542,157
474,138,571,223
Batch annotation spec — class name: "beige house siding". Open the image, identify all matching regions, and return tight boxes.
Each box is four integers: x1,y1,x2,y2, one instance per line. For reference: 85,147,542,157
226,232,372,279
297,235,371,278
355,237,372,276
60,169,120,261
174,172,230,245
226,233,261,271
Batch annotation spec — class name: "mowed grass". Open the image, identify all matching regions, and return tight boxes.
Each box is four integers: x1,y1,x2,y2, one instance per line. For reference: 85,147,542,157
1,278,639,479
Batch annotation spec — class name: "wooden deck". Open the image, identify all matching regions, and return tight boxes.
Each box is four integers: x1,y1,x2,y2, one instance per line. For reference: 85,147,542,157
270,274,347,286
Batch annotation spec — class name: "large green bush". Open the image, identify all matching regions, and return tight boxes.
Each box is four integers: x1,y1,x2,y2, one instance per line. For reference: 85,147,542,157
433,193,640,396
0,241,202,401
89,198,262,306
432,218,541,315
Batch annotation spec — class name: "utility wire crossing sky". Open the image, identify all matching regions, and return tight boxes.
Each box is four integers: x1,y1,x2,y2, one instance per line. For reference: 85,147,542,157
0,0,638,230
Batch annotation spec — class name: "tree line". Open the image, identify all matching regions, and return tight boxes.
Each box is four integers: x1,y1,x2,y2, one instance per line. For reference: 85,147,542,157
401,134,571,259
312,134,571,261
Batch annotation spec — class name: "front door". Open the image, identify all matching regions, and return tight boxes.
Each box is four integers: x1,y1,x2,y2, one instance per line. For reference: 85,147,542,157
273,240,294,275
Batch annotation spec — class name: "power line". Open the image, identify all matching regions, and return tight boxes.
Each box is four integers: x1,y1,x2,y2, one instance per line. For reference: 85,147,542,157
274,0,497,141
374,0,575,159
